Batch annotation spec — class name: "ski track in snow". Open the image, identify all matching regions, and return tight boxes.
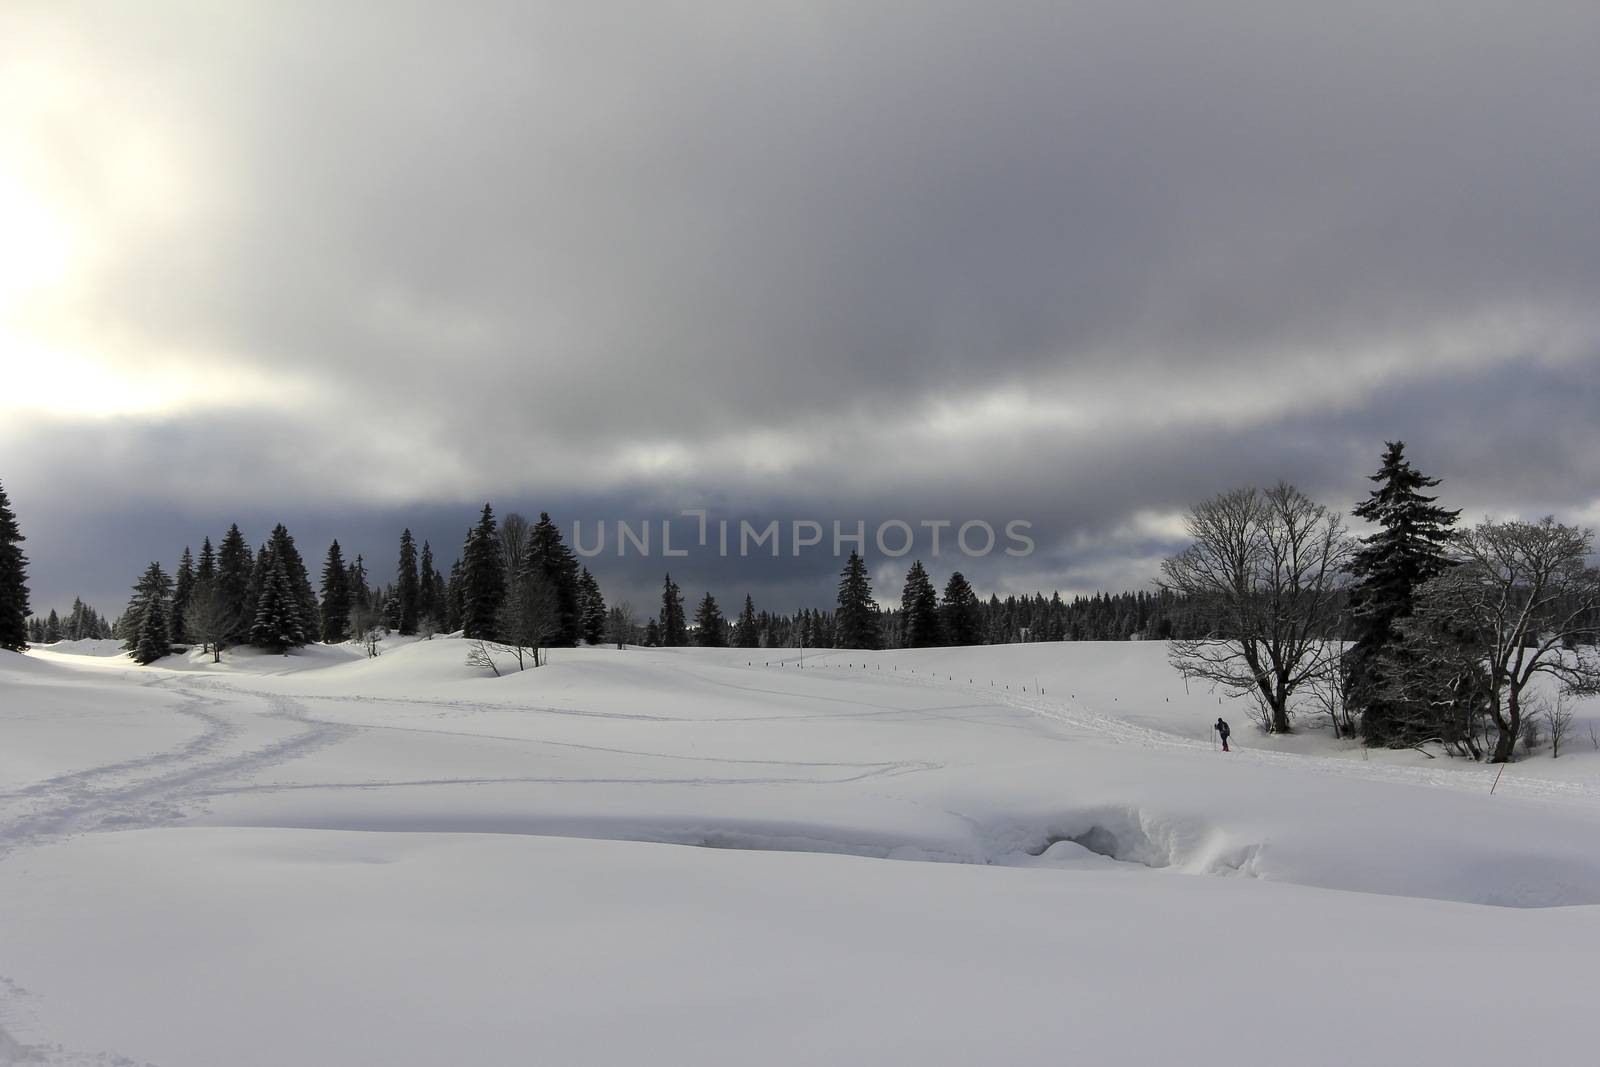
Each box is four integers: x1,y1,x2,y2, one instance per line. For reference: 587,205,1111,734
0,677,353,861
1,667,953,872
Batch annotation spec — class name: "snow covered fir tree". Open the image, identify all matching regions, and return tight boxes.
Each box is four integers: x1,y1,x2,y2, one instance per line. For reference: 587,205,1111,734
0,480,30,653
1344,442,1461,745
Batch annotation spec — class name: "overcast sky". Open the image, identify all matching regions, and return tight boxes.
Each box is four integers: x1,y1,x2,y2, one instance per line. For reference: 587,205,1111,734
3,1,1599,616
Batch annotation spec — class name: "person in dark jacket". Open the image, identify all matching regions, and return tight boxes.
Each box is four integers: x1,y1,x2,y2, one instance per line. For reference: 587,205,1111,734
1215,717,1231,752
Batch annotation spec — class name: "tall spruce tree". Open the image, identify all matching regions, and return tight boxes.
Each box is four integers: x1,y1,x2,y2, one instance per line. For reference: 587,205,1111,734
659,574,687,646
320,540,352,643
461,505,506,639
735,594,759,648
445,557,464,633
171,546,195,645
834,551,879,649
44,608,61,643
396,528,420,635
250,552,306,652
694,592,727,647
431,569,448,629
216,524,254,646
417,541,438,628
522,513,580,646
577,567,607,645
940,571,982,646
269,524,319,645
0,480,30,652
347,554,370,612
124,562,173,665
900,560,943,648
189,538,217,644
1346,442,1460,745
242,526,317,652
196,536,216,586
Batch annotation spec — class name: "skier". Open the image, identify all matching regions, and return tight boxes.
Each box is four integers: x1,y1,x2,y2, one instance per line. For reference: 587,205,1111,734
1214,717,1231,752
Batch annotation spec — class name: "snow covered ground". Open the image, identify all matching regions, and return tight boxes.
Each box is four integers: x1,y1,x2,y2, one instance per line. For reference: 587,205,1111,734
2,639,1598,1065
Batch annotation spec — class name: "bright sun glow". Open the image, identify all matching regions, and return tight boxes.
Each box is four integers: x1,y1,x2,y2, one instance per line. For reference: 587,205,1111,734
0,171,73,317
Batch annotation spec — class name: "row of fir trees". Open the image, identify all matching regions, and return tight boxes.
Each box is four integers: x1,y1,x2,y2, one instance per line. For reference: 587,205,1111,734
93,506,610,665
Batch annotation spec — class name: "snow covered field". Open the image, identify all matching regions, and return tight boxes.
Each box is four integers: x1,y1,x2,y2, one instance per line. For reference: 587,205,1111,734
2,639,1598,1065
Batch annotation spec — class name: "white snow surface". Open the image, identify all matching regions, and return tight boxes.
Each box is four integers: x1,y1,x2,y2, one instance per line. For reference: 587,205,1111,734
1,639,1597,1065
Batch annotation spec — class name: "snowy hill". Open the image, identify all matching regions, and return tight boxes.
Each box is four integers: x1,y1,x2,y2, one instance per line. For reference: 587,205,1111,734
1,640,1597,1065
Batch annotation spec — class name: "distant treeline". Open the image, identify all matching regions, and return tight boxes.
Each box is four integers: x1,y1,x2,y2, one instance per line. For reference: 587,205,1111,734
707,586,1208,651
638,554,1210,651
11,494,1214,663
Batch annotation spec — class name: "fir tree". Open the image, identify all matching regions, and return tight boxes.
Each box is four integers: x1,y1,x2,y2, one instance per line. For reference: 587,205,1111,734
196,536,216,586
522,513,580,646
900,560,943,648
241,524,316,652
44,608,60,643
643,618,662,647
171,546,195,646
383,586,402,631
216,524,253,646
124,562,173,665
250,552,306,652
134,596,171,665
941,571,982,646
1346,442,1460,745
461,505,506,639
432,569,448,629
834,551,879,650
396,528,420,635
735,594,759,648
694,592,727,647
347,555,371,611
320,540,352,643
265,527,318,652
445,557,464,633
659,574,687,646
418,541,438,628
0,480,30,652
577,567,607,645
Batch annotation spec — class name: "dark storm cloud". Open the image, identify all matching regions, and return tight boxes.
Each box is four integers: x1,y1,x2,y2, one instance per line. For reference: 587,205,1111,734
4,1,1599,613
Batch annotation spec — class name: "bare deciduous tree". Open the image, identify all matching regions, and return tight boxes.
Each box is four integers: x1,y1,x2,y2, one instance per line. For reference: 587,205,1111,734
465,640,503,677
499,512,530,599
1543,694,1575,759
1417,518,1600,763
186,584,235,663
349,600,385,658
1162,483,1352,733
1304,640,1357,739
607,602,636,650
495,568,557,670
